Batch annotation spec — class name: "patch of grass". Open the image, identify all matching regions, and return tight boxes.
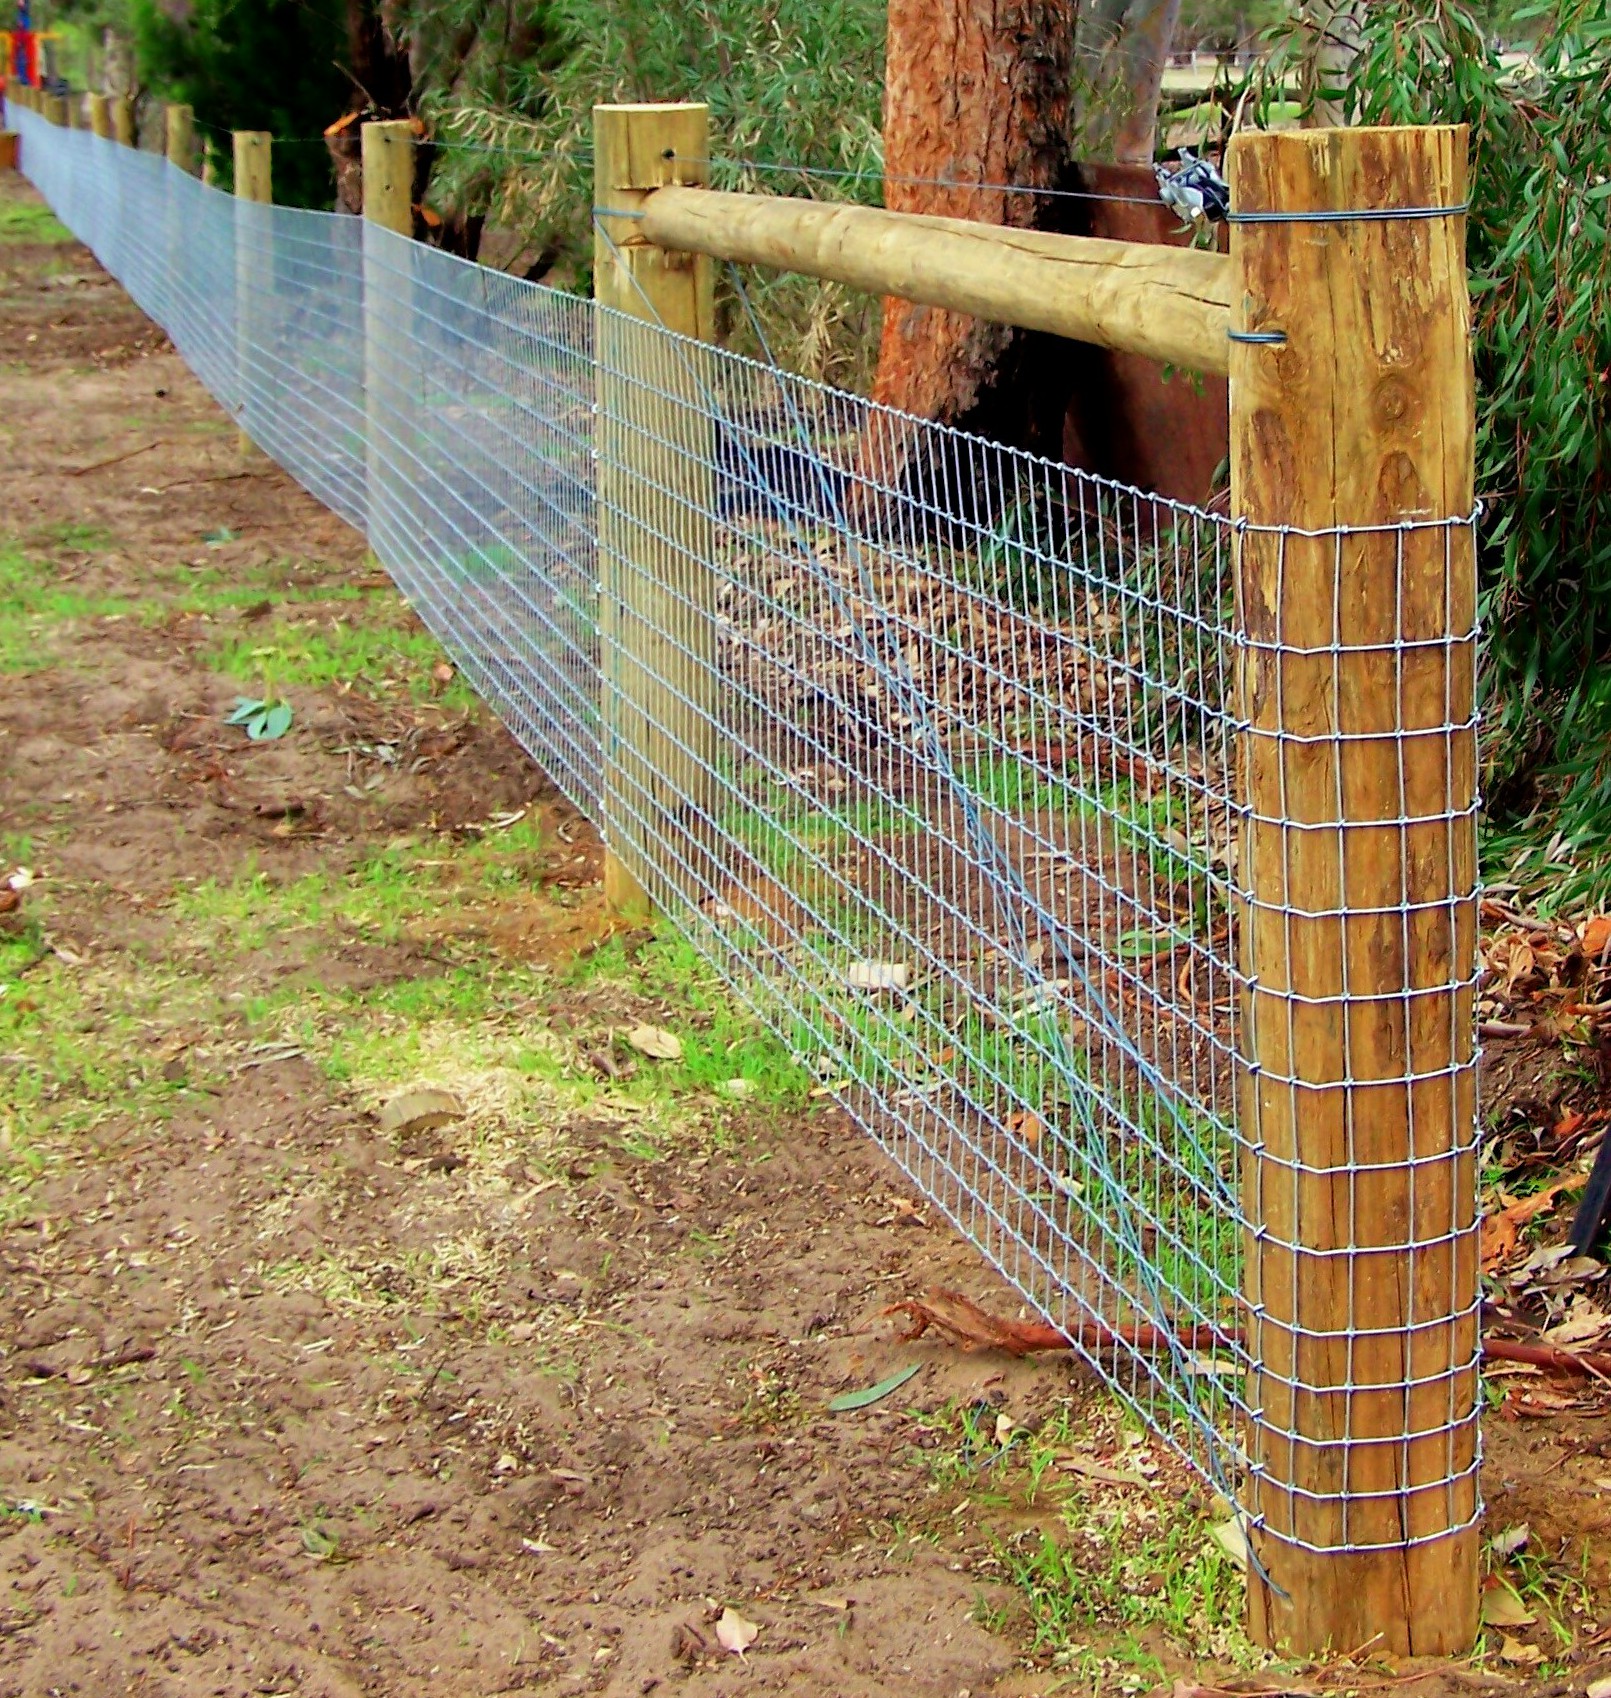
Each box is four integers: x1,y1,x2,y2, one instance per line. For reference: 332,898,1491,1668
996,1514,1246,1681
564,932,812,1106
918,1399,1254,1679
0,200,72,244
205,610,479,710
1483,1529,1594,1665
0,549,134,673
37,521,115,552
0,938,216,1225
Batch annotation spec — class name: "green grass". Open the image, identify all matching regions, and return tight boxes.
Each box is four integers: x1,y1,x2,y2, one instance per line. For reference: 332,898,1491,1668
205,610,480,710
996,1511,1246,1680
0,921,212,1225
0,200,72,244
914,1399,1256,1681
168,832,811,1119
0,549,135,672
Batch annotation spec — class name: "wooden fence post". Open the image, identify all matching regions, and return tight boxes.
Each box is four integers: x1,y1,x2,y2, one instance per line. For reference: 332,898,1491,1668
360,119,414,560
112,96,134,147
42,92,65,126
164,102,193,173
592,102,718,920
88,92,110,139
232,130,271,457
1228,124,1479,1656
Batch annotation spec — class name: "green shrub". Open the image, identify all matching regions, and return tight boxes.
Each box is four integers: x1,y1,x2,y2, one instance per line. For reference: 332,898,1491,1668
1260,2,1611,904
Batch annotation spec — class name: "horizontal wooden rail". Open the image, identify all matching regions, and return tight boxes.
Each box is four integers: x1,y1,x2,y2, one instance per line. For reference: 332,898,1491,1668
637,185,1233,376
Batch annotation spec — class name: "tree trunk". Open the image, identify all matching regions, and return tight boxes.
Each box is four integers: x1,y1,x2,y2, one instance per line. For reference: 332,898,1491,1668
1076,0,1185,164
869,0,1185,447
331,2,487,260
1299,1,1363,128
870,0,1076,442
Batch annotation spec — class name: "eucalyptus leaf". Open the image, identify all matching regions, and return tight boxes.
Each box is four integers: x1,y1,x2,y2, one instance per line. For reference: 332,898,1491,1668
828,1363,922,1412
258,701,293,740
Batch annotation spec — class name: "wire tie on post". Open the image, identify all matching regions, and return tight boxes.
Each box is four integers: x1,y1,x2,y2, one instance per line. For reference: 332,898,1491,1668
591,206,647,221
1228,329,1287,345
1227,201,1470,225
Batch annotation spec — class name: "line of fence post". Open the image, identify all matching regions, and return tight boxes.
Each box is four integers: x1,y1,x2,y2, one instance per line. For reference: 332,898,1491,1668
591,101,719,922
360,120,415,567
1228,123,1478,1655
232,130,271,458
87,93,110,139
113,96,134,147
42,92,64,127
164,103,193,173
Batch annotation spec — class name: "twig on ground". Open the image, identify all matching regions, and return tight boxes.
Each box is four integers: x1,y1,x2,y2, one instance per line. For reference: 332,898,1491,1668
68,439,167,476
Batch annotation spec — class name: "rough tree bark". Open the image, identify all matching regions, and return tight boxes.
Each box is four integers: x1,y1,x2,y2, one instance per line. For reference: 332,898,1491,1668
329,0,504,258
871,0,1077,443
871,0,1182,442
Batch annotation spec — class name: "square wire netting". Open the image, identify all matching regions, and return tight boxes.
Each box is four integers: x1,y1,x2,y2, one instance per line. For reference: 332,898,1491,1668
14,104,1482,1558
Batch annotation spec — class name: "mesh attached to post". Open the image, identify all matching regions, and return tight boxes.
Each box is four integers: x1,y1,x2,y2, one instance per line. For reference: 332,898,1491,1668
13,106,1482,1556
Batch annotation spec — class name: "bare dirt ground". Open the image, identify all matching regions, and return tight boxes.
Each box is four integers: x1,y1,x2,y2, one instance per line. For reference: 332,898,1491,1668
3,172,1611,1698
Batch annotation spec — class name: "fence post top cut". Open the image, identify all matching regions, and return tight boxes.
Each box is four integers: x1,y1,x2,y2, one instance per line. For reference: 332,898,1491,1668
360,119,414,237
593,103,711,257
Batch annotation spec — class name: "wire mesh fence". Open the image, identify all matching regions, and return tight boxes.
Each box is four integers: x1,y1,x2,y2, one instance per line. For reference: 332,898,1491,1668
12,105,1482,1565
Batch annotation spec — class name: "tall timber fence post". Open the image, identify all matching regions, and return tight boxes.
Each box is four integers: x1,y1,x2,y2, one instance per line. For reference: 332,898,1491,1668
43,92,64,126
592,102,718,921
360,119,414,569
113,96,135,147
1228,124,1479,1656
165,102,193,173
232,130,271,458
88,93,110,139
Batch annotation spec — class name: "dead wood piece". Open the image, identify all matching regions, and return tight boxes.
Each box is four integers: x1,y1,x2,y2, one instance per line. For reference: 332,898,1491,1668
890,1287,1611,1382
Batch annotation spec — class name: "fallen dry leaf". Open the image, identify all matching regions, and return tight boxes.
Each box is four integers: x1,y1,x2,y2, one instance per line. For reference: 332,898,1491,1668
624,1024,683,1061
1542,1299,1611,1348
1007,1108,1045,1148
1056,1450,1151,1488
378,1088,464,1138
845,960,909,991
715,1607,759,1658
1496,1635,1544,1666
1207,1517,1248,1569
1480,1580,1535,1629
1490,1523,1530,1557
1585,1676,1611,1698
1480,1181,1574,1273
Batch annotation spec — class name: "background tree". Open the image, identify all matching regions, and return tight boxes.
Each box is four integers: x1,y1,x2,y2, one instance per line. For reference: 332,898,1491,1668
1075,0,1186,161
1254,0,1611,902
871,0,1188,437
870,0,1075,436
128,0,350,206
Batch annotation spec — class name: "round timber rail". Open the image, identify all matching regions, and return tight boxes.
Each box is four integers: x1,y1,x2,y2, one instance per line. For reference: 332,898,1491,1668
638,184,1234,376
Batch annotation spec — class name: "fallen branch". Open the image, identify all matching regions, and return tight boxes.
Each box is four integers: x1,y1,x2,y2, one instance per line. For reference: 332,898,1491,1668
68,439,166,477
1482,1336,1611,1379
884,1287,1233,1357
887,1287,1611,1380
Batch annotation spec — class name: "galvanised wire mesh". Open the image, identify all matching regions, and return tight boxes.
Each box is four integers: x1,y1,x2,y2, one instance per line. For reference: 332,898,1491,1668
14,105,1482,1561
